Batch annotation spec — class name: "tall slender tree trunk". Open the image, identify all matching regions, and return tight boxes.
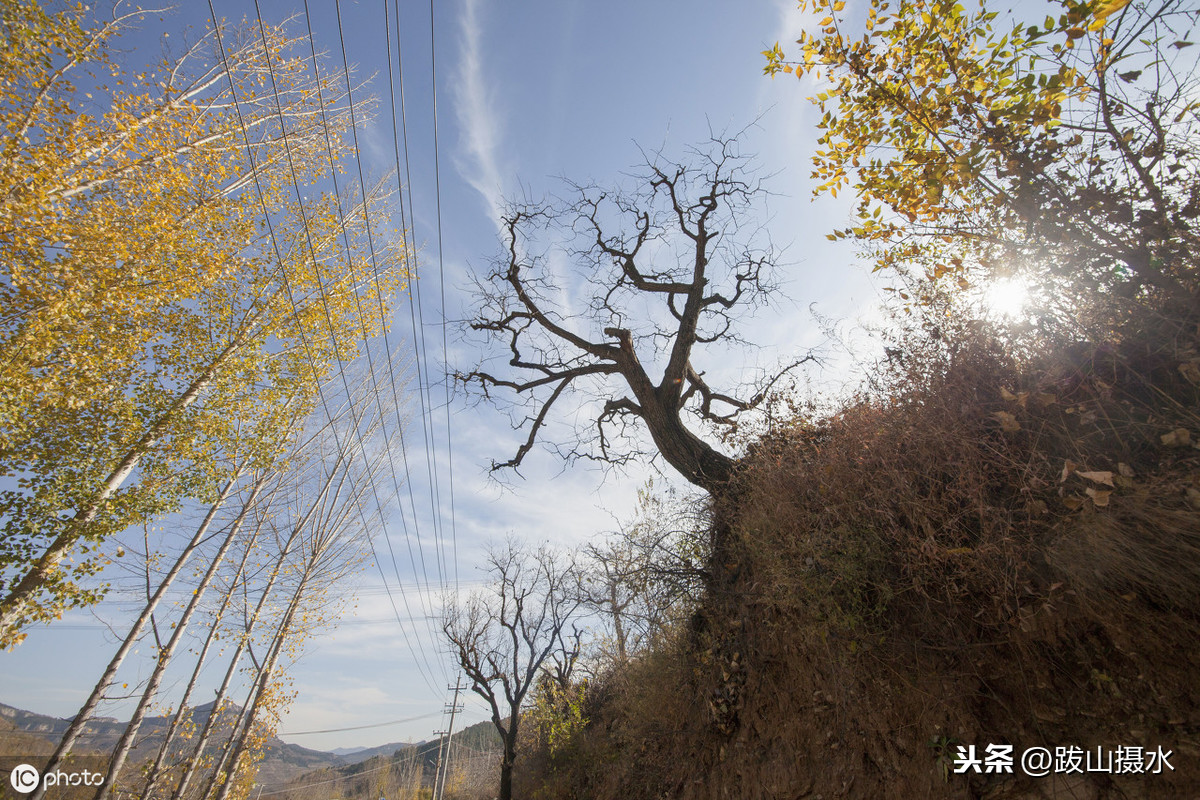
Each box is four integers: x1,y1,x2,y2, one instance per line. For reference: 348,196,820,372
27,471,244,800
610,580,628,662
206,444,366,800
167,519,298,800
94,476,268,800
137,498,267,800
171,458,342,800
207,572,309,800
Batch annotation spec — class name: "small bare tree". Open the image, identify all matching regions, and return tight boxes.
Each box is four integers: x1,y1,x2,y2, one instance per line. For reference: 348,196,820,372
442,541,581,800
458,135,813,494
580,487,709,665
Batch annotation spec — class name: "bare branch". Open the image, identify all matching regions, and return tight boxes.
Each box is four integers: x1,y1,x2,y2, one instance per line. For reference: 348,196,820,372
459,135,805,493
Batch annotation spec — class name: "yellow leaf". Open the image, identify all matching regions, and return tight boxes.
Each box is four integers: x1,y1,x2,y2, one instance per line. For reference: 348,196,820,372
1093,0,1132,19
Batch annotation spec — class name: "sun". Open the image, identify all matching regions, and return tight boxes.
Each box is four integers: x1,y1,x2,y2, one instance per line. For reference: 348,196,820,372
981,277,1031,319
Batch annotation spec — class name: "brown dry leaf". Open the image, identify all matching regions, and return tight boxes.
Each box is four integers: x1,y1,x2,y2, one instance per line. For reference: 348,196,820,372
1118,462,1135,478
1034,392,1057,406
1178,360,1200,386
1086,487,1112,507
1186,487,1200,510
994,411,1021,432
1062,495,1085,510
1060,459,1078,483
1161,428,1193,447
1077,470,1114,487
1000,387,1028,408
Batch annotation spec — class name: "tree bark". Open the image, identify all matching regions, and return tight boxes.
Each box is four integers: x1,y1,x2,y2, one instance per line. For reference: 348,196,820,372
499,724,518,800
605,326,735,493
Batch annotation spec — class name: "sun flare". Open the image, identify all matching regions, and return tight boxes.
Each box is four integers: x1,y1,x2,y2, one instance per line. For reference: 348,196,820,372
981,277,1031,318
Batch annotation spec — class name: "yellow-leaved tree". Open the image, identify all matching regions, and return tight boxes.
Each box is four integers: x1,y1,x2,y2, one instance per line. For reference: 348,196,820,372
765,0,1198,317
0,1,405,646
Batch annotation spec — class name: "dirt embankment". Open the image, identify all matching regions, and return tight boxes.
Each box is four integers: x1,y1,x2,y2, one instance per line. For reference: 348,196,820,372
520,318,1200,799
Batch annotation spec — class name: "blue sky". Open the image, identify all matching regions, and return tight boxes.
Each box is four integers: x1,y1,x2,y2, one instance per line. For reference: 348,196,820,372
1,0,884,755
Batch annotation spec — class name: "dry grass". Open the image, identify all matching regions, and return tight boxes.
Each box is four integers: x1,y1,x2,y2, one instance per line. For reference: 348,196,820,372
519,309,1200,798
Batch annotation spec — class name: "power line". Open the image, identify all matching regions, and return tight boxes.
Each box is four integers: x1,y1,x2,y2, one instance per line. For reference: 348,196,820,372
296,0,446,682
329,0,449,675
247,0,446,690
207,1,439,694
428,0,461,595
382,0,448,608
278,709,442,736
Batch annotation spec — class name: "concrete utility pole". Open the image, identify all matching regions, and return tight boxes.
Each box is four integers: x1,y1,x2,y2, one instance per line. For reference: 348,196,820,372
431,727,448,799
434,677,465,800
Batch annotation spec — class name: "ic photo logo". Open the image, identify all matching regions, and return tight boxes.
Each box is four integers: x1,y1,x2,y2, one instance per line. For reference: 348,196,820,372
10,764,39,794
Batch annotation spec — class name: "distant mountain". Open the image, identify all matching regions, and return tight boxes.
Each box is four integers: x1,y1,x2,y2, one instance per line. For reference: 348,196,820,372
0,701,350,785
328,746,367,756
263,721,501,800
325,739,416,763
0,703,499,800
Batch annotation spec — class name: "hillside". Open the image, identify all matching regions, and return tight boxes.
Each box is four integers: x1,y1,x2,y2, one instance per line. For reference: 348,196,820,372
262,722,501,800
513,314,1200,799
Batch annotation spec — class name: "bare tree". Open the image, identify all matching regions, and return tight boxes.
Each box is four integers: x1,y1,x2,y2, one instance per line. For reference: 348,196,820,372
458,135,812,494
580,491,708,665
442,541,581,800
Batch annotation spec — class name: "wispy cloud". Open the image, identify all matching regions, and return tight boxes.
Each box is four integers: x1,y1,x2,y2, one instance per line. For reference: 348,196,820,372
453,0,506,232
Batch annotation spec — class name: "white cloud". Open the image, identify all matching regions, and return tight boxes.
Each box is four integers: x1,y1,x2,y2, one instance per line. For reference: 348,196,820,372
453,0,507,231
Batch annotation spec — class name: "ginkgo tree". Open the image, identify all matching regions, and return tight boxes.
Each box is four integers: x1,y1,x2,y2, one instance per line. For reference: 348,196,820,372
0,1,405,645
765,0,1198,314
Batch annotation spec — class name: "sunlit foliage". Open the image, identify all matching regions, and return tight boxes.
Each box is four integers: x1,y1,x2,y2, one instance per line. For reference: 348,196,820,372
766,0,1199,318
0,1,404,645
